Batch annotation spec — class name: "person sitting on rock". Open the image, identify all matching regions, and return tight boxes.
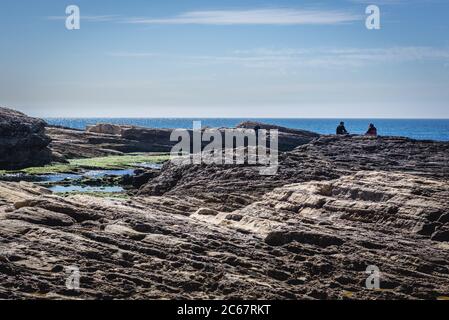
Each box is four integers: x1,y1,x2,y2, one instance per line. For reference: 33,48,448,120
336,122,349,135
366,123,378,136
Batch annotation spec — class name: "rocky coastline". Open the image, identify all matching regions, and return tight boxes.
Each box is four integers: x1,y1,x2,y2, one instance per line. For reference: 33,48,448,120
1,107,448,300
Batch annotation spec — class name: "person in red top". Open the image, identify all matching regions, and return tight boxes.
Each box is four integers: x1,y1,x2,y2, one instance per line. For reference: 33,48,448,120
366,123,378,136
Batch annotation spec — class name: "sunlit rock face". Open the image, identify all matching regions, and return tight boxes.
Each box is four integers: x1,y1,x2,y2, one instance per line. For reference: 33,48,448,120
0,107,52,170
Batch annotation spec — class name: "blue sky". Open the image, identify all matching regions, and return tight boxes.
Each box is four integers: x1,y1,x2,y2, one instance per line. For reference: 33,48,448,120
1,0,449,118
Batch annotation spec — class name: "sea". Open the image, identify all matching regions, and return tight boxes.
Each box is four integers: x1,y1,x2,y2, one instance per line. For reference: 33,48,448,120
44,118,449,142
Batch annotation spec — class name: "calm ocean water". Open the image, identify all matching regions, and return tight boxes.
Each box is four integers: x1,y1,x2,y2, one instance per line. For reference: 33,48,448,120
45,118,449,142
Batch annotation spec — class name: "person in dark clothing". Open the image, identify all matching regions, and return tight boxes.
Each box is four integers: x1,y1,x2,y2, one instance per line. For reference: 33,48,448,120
336,122,349,135
366,123,378,136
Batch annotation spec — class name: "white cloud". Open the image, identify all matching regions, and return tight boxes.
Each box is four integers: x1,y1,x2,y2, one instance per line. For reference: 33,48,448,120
107,52,158,58
124,8,361,25
108,46,449,70
201,47,449,68
349,0,442,3
348,0,405,4
325,47,449,63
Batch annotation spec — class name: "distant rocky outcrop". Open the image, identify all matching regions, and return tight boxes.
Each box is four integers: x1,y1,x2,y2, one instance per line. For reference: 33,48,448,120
47,122,320,160
0,107,52,170
86,123,124,135
47,125,177,160
237,121,320,151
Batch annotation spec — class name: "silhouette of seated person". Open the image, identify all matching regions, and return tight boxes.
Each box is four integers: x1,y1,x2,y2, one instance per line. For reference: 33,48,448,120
336,122,349,135
366,123,378,136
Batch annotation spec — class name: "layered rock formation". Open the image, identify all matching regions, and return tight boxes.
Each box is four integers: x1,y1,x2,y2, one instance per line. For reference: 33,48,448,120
47,126,134,160
1,170,448,299
0,108,52,170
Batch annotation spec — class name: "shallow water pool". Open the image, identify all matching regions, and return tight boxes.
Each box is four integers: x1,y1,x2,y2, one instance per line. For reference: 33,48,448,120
48,185,124,193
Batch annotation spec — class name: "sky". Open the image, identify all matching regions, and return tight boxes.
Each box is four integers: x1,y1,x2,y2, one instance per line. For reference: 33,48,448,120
1,0,449,118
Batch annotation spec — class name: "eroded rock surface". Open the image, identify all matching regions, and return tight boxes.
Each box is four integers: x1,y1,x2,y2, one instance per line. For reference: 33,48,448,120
140,135,449,211
1,169,449,300
0,107,52,170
